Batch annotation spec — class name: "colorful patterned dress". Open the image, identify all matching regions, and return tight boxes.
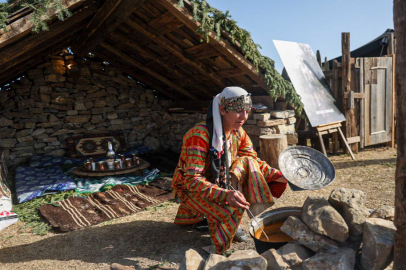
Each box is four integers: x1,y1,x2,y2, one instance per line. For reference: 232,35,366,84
172,122,287,254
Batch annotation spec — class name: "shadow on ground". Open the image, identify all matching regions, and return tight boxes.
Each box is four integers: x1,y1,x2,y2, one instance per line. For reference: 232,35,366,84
333,158,396,169
0,220,210,269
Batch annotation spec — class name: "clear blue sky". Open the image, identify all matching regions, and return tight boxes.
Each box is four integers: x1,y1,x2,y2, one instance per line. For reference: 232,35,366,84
209,0,394,72
1,0,393,73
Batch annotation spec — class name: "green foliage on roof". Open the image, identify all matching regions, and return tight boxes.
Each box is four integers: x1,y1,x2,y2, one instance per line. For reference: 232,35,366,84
179,0,303,114
0,0,72,33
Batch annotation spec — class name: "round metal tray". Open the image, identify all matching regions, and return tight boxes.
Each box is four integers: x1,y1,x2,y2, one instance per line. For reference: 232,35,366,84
278,146,336,190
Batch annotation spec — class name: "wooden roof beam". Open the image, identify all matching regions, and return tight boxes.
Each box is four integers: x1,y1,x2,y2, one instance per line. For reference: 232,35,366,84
111,32,213,97
94,50,180,100
71,0,146,57
216,68,246,79
0,0,86,50
157,0,267,89
184,43,222,60
148,11,184,35
124,17,225,88
100,41,198,100
0,1,100,75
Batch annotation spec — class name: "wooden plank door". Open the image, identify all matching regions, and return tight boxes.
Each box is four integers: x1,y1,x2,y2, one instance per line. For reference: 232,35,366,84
360,57,393,146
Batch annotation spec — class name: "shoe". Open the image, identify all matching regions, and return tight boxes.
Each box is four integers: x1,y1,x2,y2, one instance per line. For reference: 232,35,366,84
233,227,248,242
193,218,209,232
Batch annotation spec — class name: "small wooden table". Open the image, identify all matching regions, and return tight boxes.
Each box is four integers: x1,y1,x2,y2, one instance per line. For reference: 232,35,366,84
71,160,150,177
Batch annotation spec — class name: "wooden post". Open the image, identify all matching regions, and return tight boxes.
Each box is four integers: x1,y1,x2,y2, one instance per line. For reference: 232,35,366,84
394,0,406,268
324,57,330,71
388,32,395,55
342,32,359,153
317,50,322,68
259,134,288,169
387,32,396,148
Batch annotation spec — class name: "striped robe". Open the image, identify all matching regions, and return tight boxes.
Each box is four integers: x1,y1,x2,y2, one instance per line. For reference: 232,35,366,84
172,122,287,254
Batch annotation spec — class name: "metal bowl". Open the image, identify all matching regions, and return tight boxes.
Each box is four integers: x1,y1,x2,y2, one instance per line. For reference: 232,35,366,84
278,146,336,190
249,207,302,254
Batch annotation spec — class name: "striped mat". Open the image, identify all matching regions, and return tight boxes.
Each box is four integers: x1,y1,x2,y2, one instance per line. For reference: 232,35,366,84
39,184,173,231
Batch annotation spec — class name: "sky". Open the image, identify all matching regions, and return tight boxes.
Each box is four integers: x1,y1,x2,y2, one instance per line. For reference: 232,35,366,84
0,0,394,73
208,0,394,72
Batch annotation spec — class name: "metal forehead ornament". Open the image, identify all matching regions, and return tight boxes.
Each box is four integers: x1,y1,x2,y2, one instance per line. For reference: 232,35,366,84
220,94,252,113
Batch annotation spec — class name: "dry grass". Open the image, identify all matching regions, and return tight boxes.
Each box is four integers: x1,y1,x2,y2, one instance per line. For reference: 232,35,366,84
0,147,397,270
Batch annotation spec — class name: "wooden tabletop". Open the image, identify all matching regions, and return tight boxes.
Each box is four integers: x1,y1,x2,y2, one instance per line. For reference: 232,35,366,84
71,160,150,177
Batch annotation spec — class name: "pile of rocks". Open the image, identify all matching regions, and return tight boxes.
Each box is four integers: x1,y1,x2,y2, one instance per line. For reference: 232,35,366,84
268,188,396,269
244,110,297,152
180,188,396,270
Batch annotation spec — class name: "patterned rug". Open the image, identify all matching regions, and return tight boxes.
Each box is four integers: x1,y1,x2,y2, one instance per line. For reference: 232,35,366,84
39,184,173,231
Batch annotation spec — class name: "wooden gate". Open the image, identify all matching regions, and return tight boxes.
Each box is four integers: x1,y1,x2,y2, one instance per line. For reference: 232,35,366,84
358,57,394,147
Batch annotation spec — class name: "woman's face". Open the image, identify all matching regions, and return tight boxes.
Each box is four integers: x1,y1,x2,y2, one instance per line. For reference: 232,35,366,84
220,106,250,131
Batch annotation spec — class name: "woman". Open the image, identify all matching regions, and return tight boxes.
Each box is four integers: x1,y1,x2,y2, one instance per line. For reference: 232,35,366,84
171,87,288,254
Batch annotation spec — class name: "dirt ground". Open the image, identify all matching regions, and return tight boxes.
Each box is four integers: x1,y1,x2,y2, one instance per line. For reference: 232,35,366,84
0,147,397,270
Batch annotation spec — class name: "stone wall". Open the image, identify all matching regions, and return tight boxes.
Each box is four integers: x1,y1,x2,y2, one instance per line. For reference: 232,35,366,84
0,54,177,166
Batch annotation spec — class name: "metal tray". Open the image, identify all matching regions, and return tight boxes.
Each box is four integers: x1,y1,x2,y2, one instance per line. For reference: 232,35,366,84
278,146,336,190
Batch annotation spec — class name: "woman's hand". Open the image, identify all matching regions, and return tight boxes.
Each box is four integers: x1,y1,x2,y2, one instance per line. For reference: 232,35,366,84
226,190,250,209
274,176,288,183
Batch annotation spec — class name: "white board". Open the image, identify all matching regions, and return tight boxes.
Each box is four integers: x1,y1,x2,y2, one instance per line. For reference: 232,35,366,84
273,40,345,127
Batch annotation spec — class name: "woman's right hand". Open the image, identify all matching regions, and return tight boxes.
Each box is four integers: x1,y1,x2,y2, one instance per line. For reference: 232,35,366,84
226,190,250,209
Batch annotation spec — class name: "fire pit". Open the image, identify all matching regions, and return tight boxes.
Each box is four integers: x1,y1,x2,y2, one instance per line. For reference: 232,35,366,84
249,206,302,254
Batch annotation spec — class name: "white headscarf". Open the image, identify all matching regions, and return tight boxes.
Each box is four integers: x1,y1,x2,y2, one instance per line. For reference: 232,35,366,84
212,87,249,154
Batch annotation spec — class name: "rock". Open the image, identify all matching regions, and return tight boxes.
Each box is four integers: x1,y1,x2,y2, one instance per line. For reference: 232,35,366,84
280,216,338,253
179,249,205,270
243,125,261,136
0,138,16,148
0,128,16,138
261,249,289,270
144,136,160,150
275,124,295,135
210,250,267,270
302,196,349,242
15,129,33,138
0,117,13,127
203,254,227,270
361,218,396,270
278,243,313,267
67,110,78,115
329,188,367,236
32,128,46,137
369,206,395,221
64,115,91,124
110,263,135,270
257,119,285,127
302,247,355,270
17,136,33,143
254,113,271,121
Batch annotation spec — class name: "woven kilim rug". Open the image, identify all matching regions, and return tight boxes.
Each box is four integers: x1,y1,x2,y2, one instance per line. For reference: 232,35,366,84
39,185,173,231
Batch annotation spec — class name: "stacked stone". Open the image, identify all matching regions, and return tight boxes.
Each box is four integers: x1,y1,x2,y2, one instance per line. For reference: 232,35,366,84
166,113,206,153
243,110,297,152
0,55,175,166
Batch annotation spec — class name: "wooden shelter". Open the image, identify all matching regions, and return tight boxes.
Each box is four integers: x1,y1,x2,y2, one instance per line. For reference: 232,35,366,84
0,0,273,102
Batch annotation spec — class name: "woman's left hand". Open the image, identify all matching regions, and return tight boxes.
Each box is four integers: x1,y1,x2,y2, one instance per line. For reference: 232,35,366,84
274,176,288,183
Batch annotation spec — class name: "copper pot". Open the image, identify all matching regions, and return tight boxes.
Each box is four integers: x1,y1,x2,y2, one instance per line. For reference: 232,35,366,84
125,158,132,167
98,162,105,171
114,161,121,169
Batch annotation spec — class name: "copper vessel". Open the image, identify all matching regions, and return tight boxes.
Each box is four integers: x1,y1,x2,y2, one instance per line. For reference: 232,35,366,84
114,161,121,169
125,158,132,167
98,161,105,171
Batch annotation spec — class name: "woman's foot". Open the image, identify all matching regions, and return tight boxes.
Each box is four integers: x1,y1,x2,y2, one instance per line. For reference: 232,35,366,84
233,227,248,242
192,218,209,232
